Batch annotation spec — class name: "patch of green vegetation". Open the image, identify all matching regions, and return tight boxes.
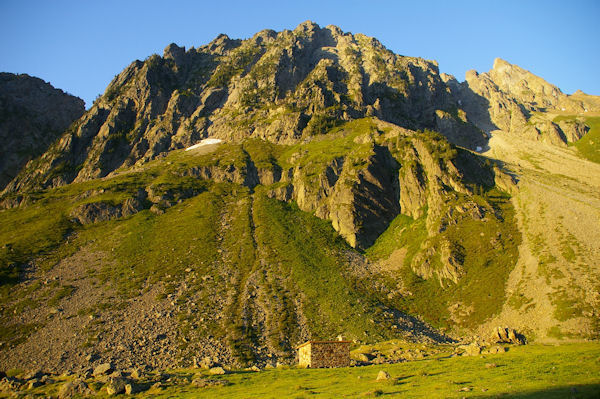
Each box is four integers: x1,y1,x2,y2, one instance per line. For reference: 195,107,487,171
208,44,263,87
242,139,285,169
556,227,582,263
0,201,72,287
547,326,566,339
508,292,534,311
279,118,378,171
560,116,600,163
537,253,563,284
550,284,593,323
366,213,426,262
367,190,521,329
90,189,222,297
47,284,76,307
304,112,343,135
0,322,40,349
252,188,398,343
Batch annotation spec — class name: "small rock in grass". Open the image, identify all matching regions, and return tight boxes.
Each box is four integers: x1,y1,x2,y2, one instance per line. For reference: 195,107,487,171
130,368,142,380
125,383,135,394
192,377,230,388
106,377,127,395
376,370,390,381
57,379,92,399
209,366,226,375
485,363,497,369
488,345,506,354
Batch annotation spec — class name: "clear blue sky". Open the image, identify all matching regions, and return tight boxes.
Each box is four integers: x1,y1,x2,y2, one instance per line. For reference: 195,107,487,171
1,0,598,108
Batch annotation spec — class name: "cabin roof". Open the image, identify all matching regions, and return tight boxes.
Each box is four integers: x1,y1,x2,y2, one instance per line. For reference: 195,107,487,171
295,340,352,349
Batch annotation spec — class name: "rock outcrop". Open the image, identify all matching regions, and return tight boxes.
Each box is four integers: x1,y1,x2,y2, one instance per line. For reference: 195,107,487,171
0,73,85,190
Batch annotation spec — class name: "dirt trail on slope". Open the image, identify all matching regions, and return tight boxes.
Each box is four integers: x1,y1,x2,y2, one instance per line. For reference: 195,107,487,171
479,130,600,341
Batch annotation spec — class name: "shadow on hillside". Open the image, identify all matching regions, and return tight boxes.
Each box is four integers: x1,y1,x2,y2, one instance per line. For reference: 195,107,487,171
472,384,600,398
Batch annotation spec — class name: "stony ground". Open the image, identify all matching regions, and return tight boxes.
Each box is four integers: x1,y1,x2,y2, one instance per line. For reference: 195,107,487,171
480,129,600,340
0,245,234,374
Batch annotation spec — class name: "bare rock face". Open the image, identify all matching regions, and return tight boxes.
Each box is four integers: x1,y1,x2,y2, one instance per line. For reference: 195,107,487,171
557,119,589,142
0,73,84,190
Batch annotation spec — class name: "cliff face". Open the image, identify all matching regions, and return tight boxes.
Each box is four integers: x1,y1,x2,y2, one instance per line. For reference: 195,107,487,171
0,73,85,190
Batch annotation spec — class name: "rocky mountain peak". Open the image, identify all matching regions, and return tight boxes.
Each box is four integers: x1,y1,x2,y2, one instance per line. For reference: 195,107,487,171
0,73,84,190
488,57,564,107
5,22,484,194
163,43,186,64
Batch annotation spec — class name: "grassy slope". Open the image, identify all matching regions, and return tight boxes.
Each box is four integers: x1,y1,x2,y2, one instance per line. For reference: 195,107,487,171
366,189,521,330
23,342,600,398
252,189,396,343
0,119,525,353
554,115,600,163
0,135,406,360
574,116,600,163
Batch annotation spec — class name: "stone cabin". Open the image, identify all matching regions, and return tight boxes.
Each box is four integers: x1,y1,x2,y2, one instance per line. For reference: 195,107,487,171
296,340,352,368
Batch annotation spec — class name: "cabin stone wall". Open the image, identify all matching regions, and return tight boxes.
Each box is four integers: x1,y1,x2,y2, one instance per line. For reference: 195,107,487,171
297,341,351,368
298,344,311,368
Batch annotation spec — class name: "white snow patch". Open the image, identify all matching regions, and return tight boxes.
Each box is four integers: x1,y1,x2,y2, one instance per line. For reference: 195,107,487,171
185,138,222,151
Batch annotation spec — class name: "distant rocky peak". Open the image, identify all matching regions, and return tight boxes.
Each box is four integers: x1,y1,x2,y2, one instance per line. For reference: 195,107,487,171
294,20,321,34
163,43,186,63
488,58,564,106
491,57,512,72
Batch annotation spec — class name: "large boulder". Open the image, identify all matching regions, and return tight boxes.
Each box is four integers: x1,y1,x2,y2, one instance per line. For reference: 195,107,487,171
58,379,93,398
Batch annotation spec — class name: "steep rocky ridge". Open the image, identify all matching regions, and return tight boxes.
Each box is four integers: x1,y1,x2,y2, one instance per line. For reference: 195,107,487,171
445,58,598,147
0,73,84,190
4,21,485,194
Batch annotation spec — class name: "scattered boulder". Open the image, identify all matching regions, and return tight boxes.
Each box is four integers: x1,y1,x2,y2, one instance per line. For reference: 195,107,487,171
462,342,482,356
130,368,143,380
355,353,371,363
487,345,507,354
208,366,227,375
23,369,44,380
27,378,43,389
490,327,525,345
109,370,123,378
125,383,135,394
485,363,497,369
106,377,128,395
376,370,390,381
0,376,20,393
85,353,96,362
93,362,114,377
196,356,216,369
191,377,230,388
58,379,92,398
